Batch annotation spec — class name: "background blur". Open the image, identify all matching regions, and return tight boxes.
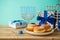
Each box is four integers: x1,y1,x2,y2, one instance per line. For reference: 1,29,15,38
0,0,57,25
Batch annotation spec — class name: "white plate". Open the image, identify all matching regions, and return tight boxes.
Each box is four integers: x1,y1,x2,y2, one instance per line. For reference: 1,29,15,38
25,23,54,35
25,29,54,35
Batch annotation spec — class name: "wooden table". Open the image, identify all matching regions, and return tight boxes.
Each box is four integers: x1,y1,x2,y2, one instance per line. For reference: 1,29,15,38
0,25,60,40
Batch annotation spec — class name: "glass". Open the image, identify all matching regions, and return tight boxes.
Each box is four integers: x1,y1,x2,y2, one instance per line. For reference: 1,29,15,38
20,6,36,23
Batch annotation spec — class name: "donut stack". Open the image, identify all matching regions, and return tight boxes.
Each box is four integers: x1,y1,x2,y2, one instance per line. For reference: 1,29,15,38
26,23,52,33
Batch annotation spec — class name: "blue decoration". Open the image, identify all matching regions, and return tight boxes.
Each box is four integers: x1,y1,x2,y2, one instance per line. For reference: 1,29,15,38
12,20,23,25
18,30,23,34
9,20,27,28
37,10,56,28
58,20,60,29
58,11,60,29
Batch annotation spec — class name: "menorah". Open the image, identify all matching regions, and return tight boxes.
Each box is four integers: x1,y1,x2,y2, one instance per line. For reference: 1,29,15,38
46,0,60,31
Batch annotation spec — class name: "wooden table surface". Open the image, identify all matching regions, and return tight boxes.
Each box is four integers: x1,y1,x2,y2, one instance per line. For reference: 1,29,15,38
0,25,60,40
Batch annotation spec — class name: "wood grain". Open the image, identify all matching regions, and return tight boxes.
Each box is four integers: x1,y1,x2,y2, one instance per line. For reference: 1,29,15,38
0,25,60,40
